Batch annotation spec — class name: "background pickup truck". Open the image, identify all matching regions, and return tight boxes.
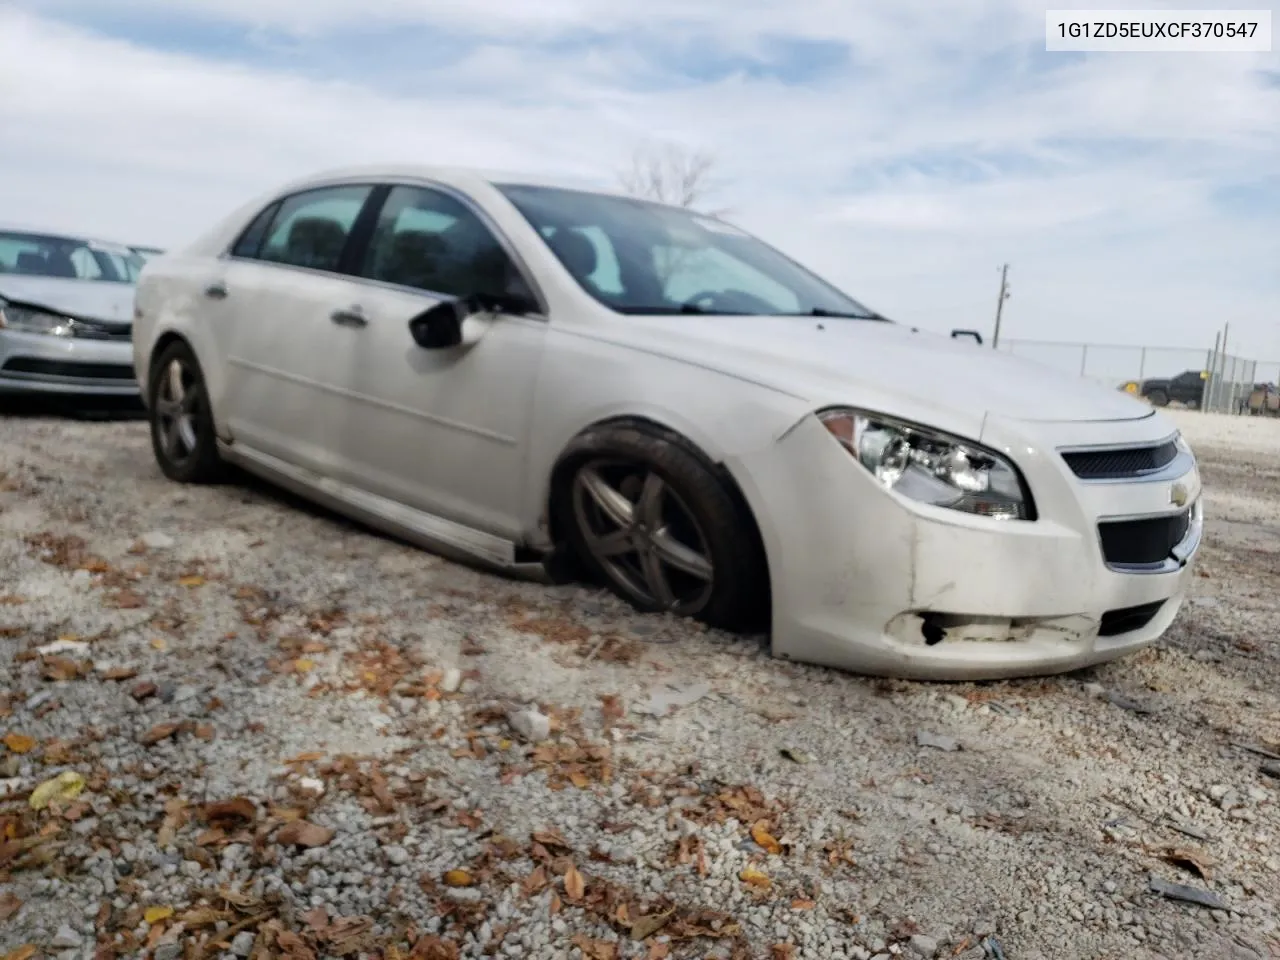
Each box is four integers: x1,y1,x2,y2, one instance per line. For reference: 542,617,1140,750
1136,369,1206,408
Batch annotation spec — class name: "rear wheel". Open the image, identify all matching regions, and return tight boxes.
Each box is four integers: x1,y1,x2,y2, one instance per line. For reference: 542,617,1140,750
148,340,224,484
1147,389,1169,407
554,424,767,631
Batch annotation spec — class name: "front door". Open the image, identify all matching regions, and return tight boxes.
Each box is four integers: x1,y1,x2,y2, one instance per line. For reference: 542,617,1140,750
325,183,548,540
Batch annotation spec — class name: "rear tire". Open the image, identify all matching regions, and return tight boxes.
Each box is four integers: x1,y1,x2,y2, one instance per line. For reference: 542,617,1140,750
148,340,225,484
1147,389,1169,407
553,424,768,632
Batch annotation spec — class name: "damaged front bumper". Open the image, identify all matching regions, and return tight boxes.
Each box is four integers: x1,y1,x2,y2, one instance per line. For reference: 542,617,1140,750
727,411,1203,682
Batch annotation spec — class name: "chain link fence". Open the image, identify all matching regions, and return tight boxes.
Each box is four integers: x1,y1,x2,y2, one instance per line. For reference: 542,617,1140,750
994,339,1265,415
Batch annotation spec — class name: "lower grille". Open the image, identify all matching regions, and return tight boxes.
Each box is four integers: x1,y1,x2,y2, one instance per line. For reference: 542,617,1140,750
1098,600,1165,637
2,358,136,381
1062,440,1178,480
1098,510,1191,566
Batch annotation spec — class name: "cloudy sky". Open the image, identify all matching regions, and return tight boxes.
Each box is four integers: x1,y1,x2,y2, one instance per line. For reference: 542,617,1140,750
1,0,1277,371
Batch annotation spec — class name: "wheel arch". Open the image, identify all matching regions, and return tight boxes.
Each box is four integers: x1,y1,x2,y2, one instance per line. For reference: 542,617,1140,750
543,413,773,627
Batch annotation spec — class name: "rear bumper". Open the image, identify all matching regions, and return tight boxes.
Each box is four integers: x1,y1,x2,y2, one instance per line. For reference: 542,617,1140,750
730,412,1202,682
0,330,139,396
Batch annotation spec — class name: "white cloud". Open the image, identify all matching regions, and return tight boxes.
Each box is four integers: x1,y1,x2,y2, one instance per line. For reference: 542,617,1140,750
1,1,1276,363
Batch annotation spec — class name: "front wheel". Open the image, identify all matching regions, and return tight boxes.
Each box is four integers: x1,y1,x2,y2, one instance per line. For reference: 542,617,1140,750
1147,389,1169,407
554,425,768,631
148,340,225,484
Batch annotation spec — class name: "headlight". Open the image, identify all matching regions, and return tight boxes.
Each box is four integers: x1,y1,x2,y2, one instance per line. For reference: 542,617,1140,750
818,408,1033,520
0,303,77,337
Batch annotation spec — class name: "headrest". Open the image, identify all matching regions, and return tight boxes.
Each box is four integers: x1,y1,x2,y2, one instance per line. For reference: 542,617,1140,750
546,228,598,280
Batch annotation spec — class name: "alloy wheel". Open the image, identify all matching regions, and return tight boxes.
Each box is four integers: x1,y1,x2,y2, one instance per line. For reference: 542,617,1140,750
571,460,715,614
154,358,203,463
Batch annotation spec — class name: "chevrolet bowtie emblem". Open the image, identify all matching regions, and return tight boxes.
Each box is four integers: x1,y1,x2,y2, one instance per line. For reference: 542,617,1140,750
1169,482,1189,508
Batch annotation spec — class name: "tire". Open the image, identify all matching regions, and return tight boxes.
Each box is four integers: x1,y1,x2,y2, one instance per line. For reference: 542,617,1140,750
1147,389,1168,407
147,340,225,484
552,423,768,632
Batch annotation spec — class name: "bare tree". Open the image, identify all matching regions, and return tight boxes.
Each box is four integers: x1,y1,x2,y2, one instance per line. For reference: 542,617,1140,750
618,141,728,214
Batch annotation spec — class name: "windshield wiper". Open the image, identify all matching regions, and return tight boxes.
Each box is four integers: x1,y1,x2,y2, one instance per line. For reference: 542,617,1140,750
806,307,890,321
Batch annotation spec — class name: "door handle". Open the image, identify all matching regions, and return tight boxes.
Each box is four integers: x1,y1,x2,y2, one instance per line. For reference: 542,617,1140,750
330,307,367,328
204,283,228,300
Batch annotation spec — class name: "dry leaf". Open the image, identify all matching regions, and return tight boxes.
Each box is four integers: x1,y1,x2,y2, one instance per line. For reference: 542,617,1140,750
144,905,174,924
3,946,37,960
204,797,257,827
630,908,675,940
0,892,22,922
277,820,335,848
141,721,181,746
178,575,205,587
29,770,86,810
442,869,474,887
790,899,816,910
2,733,36,755
150,637,168,651
99,666,138,681
292,658,316,674
570,934,617,960
1161,846,1216,881
751,821,783,855
563,863,585,900
112,590,146,609
646,944,671,960
131,681,158,701
739,865,771,889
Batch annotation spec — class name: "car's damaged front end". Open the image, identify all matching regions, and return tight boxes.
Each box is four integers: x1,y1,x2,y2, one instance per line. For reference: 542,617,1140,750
729,404,1201,681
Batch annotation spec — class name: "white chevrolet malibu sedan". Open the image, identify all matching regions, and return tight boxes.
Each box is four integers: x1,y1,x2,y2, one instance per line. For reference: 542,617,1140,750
132,166,1202,681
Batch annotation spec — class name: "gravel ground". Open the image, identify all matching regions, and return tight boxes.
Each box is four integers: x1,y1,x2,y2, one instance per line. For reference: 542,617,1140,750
1,405,1278,960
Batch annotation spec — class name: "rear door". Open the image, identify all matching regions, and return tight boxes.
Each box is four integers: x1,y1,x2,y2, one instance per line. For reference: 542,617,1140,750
217,183,381,473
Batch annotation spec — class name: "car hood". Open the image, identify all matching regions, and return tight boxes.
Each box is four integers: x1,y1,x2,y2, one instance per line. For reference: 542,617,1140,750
0,276,135,325
614,314,1154,429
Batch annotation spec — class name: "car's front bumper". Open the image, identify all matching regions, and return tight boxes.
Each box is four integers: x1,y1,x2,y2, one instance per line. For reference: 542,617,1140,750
0,329,139,396
730,411,1202,682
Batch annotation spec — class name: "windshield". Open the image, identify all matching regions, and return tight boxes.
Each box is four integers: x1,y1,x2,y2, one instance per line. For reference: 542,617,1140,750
496,184,880,318
0,231,143,283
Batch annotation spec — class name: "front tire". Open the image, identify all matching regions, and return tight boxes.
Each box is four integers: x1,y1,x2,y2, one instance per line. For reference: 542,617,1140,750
1147,389,1169,407
553,424,767,632
148,340,224,484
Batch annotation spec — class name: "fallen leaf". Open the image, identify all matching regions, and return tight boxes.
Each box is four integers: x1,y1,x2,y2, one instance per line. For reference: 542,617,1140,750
739,865,771,889
779,747,812,764
563,863,586,900
204,797,257,828
646,944,670,960
570,934,617,960
140,721,181,745
2,946,36,960
144,905,174,924
630,908,675,940
790,899,816,910
1161,846,1216,881
277,820,335,848
178,575,205,588
29,770,86,810
99,666,138,681
150,637,168,651
292,658,316,674
0,892,21,922
442,869,474,887
110,589,146,609
131,681,158,701
2,734,36,755
751,821,783,855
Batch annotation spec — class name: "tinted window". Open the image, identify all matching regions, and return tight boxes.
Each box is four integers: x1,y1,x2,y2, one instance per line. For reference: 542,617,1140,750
497,183,878,318
257,185,373,273
361,185,529,300
231,202,280,259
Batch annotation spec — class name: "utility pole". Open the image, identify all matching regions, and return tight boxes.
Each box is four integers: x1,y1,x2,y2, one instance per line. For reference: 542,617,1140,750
991,263,1010,349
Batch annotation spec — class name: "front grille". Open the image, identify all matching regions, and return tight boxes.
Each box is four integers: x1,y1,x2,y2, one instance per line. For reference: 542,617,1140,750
2,358,136,381
1098,510,1191,566
1062,440,1178,480
1098,600,1165,637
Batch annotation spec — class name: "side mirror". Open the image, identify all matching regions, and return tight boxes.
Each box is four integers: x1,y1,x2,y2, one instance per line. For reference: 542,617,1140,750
951,329,984,345
408,299,468,349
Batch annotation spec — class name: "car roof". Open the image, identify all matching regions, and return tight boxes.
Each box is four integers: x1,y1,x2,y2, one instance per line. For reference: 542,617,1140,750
272,164,643,203
0,222,137,250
